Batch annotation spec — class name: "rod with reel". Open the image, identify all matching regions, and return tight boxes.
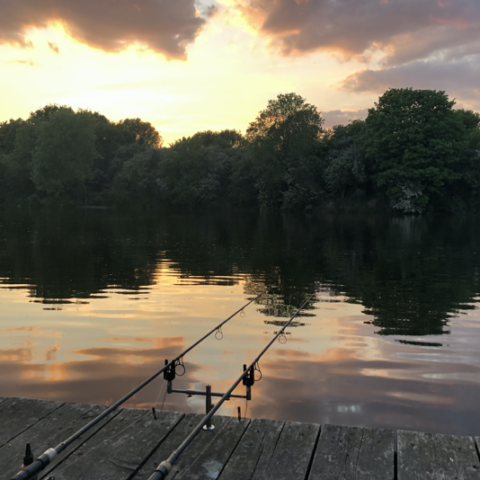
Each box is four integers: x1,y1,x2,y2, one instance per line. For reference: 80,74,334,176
147,289,318,480
10,287,271,480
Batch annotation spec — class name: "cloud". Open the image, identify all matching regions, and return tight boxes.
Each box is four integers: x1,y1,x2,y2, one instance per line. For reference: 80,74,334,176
47,41,60,54
0,0,206,59
339,57,480,108
2,59,38,66
198,2,221,18
229,0,480,65
322,109,369,129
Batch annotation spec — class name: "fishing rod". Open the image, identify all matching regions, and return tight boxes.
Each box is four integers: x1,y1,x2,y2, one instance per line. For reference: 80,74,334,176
147,289,319,480
11,287,271,480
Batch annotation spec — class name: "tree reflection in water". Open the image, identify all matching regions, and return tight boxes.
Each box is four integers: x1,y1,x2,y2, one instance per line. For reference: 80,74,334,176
1,209,479,337
2,208,480,435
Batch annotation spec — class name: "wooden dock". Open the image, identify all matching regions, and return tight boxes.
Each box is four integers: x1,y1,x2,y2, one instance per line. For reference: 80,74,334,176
1,396,480,480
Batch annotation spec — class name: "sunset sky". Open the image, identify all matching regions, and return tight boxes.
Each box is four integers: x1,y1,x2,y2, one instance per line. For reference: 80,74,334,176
1,0,479,144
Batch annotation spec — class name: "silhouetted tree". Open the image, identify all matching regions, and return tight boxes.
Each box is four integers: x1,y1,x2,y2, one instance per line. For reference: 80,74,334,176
111,147,165,207
158,130,243,206
324,119,366,198
365,88,467,213
246,92,325,208
31,110,97,198
117,118,163,148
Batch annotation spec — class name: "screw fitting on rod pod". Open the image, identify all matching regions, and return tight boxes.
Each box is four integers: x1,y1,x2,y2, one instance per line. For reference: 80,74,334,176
10,287,272,480
203,385,215,431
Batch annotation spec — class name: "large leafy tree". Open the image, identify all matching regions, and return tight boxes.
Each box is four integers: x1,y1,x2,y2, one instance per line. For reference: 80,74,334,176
453,109,480,212
80,111,138,200
246,93,325,208
0,119,33,201
0,118,24,154
158,130,242,206
29,104,74,124
365,88,467,213
117,118,163,148
324,119,367,198
111,147,164,207
31,109,97,198
1,122,37,201
0,106,75,203
0,105,166,205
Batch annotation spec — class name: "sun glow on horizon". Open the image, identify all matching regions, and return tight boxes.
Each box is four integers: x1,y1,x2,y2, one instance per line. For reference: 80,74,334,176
0,17,372,143
2,0,479,142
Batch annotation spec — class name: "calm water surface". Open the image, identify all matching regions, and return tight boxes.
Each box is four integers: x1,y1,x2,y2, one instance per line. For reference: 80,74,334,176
1,208,479,435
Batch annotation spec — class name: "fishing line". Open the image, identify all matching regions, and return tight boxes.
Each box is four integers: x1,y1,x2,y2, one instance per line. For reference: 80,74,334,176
152,379,167,417
160,388,168,414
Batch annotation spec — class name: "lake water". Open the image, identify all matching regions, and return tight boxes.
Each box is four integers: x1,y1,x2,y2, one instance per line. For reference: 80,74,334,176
1,208,479,436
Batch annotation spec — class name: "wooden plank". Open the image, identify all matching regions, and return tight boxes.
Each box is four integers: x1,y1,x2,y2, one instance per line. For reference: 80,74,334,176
1,402,118,479
309,424,394,480
217,418,284,480
250,421,319,480
3,397,480,480
0,397,64,446
174,417,250,480
135,414,232,480
398,430,480,480
218,418,284,480
49,408,184,480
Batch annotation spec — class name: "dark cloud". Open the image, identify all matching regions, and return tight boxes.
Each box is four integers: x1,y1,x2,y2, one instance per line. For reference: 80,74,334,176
339,57,480,108
0,0,206,59
2,59,38,66
234,0,480,65
47,41,60,54
322,109,369,129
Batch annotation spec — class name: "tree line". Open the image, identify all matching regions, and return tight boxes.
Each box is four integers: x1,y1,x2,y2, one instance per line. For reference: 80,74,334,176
1,88,479,214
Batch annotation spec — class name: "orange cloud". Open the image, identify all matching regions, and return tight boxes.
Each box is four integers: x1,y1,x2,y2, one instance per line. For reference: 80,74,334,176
0,0,206,59
0,326,40,333
0,348,33,363
45,344,60,362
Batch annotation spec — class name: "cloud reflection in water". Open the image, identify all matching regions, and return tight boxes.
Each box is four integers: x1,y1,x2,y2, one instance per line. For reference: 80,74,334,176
1,210,480,437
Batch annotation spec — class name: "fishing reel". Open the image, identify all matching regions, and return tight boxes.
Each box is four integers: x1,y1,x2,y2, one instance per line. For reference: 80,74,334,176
163,358,186,392
242,364,255,400
242,362,262,400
